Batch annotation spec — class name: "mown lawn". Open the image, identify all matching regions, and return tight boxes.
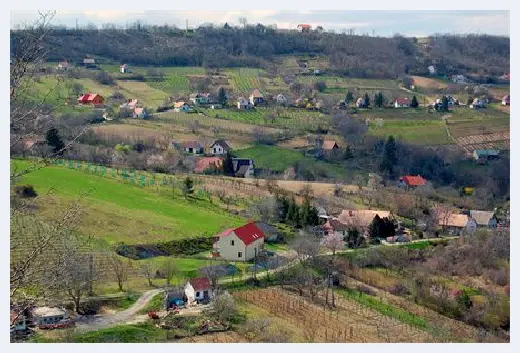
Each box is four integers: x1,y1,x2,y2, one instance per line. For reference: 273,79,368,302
233,145,348,179
12,160,243,245
368,119,451,145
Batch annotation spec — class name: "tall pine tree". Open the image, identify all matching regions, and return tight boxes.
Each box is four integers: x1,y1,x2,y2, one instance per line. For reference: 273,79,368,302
379,135,398,178
364,93,370,107
345,90,354,105
411,95,419,108
46,128,65,155
218,87,227,106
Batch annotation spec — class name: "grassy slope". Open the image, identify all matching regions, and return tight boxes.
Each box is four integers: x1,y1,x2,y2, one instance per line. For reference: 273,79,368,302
13,160,243,244
234,145,348,178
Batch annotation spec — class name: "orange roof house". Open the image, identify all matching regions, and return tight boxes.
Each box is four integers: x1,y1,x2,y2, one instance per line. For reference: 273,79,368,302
398,175,427,187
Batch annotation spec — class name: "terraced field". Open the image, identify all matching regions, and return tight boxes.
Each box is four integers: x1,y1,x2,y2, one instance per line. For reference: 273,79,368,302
454,132,510,154
227,68,264,94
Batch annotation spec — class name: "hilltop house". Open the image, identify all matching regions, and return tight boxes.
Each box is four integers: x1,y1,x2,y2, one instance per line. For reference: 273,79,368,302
470,98,484,109
83,58,96,68
194,157,224,173
398,175,427,188
174,102,193,112
437,213,477,235
297,24,312,33
322,218,349,238
502,95,510,106
237,97,252,110
249,89,265,106
394,97,410,108
473,149,500,164
182,141,204,154
209,139,231,155
57,61,69,70
120,64,128,73
276,94,288,106
428,65,436,75
451,75,468,84
31,307,67,327
190,93,212,105
213,222,265,261
232,158,255,178
470,210,498,229
356,97,367,108
184,277,213,305
337,209,393,236
321,140,340,154
77,93,104,105
133,107,147,119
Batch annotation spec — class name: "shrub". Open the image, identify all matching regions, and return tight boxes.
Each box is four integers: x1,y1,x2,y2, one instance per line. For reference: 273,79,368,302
389,283,411,296
484,268,509,286
357,284,376,296
14,185,38,198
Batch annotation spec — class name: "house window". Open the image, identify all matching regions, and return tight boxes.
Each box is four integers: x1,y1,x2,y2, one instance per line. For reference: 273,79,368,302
231,240,235,246
196,291,200,297
238,252,242,258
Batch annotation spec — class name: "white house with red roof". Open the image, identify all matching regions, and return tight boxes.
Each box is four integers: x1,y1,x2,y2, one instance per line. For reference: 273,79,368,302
394,97,410,108
398,175,427,188
184,277,213,305
297,24,312,33
213,222,265,261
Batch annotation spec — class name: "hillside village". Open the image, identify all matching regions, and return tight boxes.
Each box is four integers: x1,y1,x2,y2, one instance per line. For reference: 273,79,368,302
10,15,510,344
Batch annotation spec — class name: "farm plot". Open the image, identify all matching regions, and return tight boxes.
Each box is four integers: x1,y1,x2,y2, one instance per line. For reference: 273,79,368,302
202,107,329,131
447,118,510,138
115,80,169,108
454,132,510,154
156,111,284,136
227,68,264,94
233,287,432,343
368,119,451,145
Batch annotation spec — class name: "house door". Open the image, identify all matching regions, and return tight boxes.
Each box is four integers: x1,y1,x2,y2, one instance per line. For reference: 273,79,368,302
203,290,209,299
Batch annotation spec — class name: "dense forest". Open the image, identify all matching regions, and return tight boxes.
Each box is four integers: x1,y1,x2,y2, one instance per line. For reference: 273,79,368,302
11,24,509,79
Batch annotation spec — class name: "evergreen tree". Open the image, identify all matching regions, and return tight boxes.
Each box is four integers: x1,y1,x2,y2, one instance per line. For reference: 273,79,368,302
344,145,354,160
411,95,419,108
46,128,65,155
286,197,299,226
364,93,370,107
222,153,235,176
441,95,449,112
183,177,194,198
345,90,354,105
369,215,383,240
374,92,384,108
218,87,228,106
379,135,398,178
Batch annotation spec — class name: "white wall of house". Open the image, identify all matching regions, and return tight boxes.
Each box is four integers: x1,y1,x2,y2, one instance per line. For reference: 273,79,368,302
35,314,65,326
217,233,247,261
211,144,226,155
216,232,264,261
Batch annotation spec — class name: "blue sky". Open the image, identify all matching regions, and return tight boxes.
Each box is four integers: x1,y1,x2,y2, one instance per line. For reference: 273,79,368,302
10,10,509,36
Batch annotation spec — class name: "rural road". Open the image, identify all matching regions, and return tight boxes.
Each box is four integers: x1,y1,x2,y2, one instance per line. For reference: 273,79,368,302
74,288,163,332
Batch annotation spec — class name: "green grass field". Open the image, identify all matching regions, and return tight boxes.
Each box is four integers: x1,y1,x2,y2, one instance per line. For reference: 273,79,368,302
12,160,243,245
368,119,451,145
234,145,348,179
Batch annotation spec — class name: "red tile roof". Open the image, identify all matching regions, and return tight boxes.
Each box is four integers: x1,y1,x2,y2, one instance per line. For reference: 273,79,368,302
322,140,339,150
189,277,211,291
233,222,265,246
400,175,427,186
298,24,312,29
194,157,224,173
395,97,410,105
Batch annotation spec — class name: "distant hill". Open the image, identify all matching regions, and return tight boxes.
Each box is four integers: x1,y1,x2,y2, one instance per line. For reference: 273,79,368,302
11,25,509,80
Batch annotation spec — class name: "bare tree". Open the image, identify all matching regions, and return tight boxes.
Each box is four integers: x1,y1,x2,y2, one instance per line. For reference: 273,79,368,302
246,196,277,223
290,232,321,268
204,291,236,324
140,262,156,287
321,232,346,256
162,258,179,288
105,252,131,292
